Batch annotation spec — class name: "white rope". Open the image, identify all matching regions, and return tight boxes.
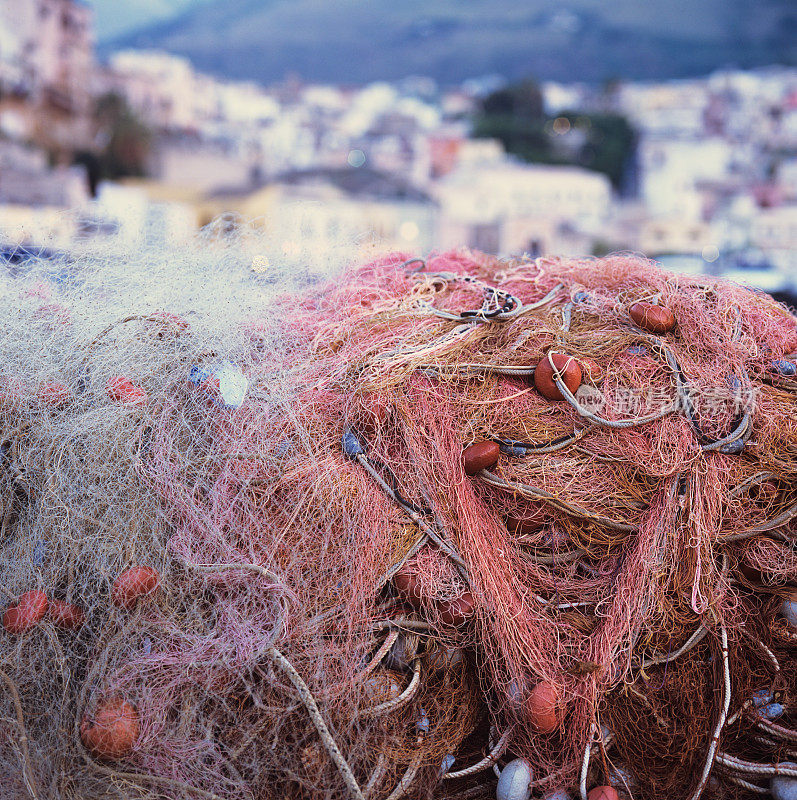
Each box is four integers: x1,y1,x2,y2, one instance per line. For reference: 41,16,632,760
686,623,730,800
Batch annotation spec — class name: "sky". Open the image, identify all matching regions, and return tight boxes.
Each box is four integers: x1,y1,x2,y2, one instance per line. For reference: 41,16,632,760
90,0,208,40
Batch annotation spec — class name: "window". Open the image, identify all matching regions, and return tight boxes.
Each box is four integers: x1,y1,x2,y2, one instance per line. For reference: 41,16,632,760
469,223,500,254
526,239,542,257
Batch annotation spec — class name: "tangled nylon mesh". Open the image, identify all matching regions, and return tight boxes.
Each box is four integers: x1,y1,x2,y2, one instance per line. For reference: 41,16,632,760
1,241,796,800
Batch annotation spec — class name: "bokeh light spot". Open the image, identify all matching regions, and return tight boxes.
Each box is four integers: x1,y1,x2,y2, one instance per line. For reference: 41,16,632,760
399,221,419,241
251,255,270,273
347,149,366,167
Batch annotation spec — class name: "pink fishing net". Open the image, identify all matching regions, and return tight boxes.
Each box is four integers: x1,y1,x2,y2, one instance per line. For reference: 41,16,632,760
1,249,796,800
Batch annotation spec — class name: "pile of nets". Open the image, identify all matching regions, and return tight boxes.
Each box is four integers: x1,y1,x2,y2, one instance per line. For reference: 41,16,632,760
1,244,796,800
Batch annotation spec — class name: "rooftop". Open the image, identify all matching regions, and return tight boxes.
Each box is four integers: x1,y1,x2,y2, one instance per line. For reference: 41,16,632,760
211,166,433,204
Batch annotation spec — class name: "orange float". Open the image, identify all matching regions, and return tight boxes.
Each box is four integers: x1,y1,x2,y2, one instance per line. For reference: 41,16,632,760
111,566,160,609
534,354,582,401
462,440,500,475
80,698,140,760
629,302,676,334
526,680,564,733
2,590,48,634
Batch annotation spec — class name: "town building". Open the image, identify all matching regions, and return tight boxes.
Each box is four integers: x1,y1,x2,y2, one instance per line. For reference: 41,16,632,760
109,50,201,132
0,139,89,246
0,0,94,152
749,205,797,272
434,159,611,256
201,167,438,264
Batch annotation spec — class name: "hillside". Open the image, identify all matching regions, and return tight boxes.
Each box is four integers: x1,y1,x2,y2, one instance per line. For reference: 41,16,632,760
104,0,796,85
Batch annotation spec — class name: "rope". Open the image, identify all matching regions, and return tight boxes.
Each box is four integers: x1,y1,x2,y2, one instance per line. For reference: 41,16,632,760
0,669,41,800
442,727,513,780
268,646,365,800
687,623,730,800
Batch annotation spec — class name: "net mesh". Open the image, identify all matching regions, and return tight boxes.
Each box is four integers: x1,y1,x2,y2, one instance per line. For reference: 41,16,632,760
1,239,796,800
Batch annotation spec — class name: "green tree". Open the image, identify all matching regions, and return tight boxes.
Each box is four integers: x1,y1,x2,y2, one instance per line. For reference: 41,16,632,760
572,112,635,189
473,114,551,163
473,80,636,189
473,79,550,162
91,93,152,180
481,79,545,120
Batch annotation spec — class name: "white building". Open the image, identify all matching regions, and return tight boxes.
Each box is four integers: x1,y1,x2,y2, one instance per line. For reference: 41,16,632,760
91,182,196,249
434,160,611,256
0,0,93,102
542,81,588,115
638,137,740,220
749,205,797,273
0,0,94,149
110,50,201,131
203,166,438,264
619,79,711,138
778,159,797,202
109,51,287,145
0,139,90,247
217,81,280,125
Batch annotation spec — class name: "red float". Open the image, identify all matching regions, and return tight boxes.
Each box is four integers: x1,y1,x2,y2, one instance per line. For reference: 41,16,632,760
505,505,548,534
106,376,148,406
534,353,582,401
111,566,160,609
3,590,48,634
393,566,424,609
462,440,500,475
438,592,475,626
48,599,86,630
579,358,604,384
526,680,564,733
80,698,140,760
629,302,676,334
587,788,619,800
36,380,72,408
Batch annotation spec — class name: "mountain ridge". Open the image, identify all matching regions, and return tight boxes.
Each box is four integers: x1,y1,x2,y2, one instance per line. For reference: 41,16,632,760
100,0,796,85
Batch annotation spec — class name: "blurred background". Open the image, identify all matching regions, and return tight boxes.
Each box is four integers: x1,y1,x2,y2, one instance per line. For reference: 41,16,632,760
0,0,794,299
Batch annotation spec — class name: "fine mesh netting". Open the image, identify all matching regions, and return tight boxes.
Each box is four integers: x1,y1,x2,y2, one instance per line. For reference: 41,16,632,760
1,239,796,800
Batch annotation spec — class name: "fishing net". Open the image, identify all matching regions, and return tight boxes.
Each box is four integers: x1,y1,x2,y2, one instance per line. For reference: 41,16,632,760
1,239,796,800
